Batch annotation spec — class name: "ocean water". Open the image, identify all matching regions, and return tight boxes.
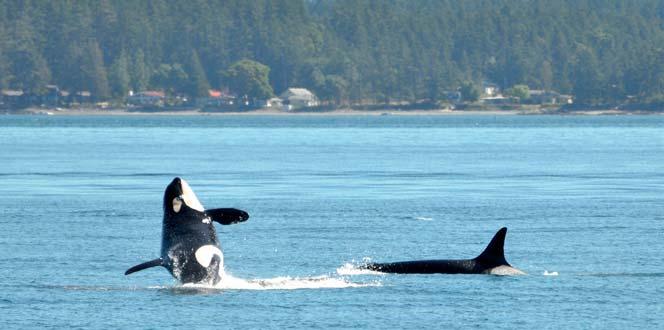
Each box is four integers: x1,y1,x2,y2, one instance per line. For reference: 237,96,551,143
1,114,662,329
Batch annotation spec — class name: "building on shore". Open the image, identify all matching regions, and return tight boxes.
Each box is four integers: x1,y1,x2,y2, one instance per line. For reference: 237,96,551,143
127,91,165,107
1,90,25,108
528,90,573,104
196,89,236,109
280,88,318,110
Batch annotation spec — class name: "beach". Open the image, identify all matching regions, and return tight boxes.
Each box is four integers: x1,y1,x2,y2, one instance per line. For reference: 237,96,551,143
9,106,654,117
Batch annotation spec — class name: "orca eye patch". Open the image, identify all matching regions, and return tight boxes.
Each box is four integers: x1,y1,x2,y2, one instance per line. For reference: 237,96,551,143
172,196,183,213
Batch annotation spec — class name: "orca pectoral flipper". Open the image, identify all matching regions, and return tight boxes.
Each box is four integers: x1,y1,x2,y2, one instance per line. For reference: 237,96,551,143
206,208,249,225
125,258,164,275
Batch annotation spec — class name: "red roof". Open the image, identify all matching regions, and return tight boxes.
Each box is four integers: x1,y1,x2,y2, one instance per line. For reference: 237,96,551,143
208,90,222,98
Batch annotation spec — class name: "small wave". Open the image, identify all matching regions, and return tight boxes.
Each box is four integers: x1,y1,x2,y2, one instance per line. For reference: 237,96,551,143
41,284,158,292
543,270,559,276
399,216,433,221
414,216,433,221
578,272,664,278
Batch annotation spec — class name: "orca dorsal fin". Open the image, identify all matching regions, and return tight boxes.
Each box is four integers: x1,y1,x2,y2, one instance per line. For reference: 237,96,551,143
474,227,509,267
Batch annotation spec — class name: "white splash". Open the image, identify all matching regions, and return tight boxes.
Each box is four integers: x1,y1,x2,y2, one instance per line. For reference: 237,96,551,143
181,269,380,291
218,274,377,290
336,262,383,276
543,270,559,276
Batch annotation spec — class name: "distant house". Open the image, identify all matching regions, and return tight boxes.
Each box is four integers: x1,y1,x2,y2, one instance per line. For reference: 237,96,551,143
481,95,516,105
59,90,70,102
43,85,61,107
280,88,318,110
528,90,573,105
1,90,25,108
482,81,499,97
196,89,235,108
558,94,573,104
71,91,92,104
127,91,165,107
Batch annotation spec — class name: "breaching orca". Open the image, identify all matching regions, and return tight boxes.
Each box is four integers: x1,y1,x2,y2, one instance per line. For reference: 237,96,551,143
362,227,525,275
125,177,249,284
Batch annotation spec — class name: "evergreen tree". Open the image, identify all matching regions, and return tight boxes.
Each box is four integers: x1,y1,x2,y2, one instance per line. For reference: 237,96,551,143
460,81,480,102
323,75,349,105
81,40,111,100
131,49,150,92
151,63,188,95
572,48,605,104
109,49,131,98
186,50,211,97
7,13,51,94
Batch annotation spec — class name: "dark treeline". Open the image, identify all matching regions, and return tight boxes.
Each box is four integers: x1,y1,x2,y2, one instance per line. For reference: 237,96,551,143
1,0,663,105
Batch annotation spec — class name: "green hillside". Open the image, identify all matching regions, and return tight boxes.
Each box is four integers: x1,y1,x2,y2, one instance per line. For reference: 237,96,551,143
0,0,663,106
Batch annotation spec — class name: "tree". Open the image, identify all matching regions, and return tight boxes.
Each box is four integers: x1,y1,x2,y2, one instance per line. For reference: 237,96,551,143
0,51,9,89
151,63,188,95
80,40,111,100
0,26,10,89
223,59,274,99
131,49,150,92
109,49,131,97
460,81,479,102
8,48,51,94
7,13,51,94
572,48,604,104
505,84,530,101
539,60,553,90
185,50,211,97
322,75,348,105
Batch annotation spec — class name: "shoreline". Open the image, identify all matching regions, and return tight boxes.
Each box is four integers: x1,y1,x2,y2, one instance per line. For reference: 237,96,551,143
2,107,661,116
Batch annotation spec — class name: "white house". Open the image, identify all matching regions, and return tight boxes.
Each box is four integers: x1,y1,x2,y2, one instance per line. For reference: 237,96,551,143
482,81,499,97
280,88,318,110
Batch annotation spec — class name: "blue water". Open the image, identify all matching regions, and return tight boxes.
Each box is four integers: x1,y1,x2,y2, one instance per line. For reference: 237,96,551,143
1,115,663,328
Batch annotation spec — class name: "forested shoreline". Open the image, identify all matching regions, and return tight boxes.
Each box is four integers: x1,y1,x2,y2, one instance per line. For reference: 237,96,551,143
1,0,663,108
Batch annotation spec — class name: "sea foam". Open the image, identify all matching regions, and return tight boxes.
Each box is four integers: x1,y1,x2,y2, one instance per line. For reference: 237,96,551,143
179,269,380,291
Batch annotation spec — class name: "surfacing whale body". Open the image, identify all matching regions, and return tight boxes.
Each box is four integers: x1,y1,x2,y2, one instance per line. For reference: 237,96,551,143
125,177,249,284
362,227,525,275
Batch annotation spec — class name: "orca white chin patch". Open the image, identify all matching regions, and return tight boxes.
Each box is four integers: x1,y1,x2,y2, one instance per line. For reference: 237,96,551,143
195,245,223,268
180,179,205,212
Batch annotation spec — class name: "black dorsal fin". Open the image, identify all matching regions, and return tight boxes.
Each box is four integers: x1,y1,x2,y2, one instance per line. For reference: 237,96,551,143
474,227,509,267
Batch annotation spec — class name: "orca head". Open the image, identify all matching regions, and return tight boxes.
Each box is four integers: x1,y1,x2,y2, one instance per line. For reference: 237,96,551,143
163,177,205,216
